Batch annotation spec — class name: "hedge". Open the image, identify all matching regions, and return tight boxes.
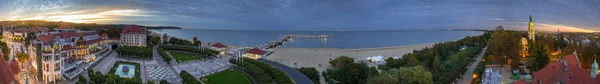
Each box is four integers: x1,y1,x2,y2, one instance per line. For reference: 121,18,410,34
115,46,152,58
180,71,202,84
230,59,273,84
158,45,219,56
157,48,172,64
241,58,293,84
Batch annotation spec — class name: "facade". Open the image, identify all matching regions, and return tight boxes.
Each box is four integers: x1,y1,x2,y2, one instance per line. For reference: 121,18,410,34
32,23,110,83
245,48,266,59
513,55,600,84
528,15,535,41
120,25,147,47
211,42,227,56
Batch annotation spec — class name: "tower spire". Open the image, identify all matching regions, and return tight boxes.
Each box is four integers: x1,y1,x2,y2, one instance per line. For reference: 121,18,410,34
529,15,532,22
592,55,599,78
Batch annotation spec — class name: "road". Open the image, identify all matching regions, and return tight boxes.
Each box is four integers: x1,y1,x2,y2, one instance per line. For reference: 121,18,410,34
257,59,314,84
457,45,488,84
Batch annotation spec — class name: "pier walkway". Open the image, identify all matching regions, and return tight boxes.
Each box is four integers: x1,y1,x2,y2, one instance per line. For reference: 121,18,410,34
260,34,329,49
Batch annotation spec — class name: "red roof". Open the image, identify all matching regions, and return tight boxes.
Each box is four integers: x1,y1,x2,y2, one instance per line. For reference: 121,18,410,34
247,48,266,55
211,42,227,48
122,25,146,34
57,23,73,29
59,32,77,38
36,34,56,44
62,45,74,51
85,38,105,45
564,55,579,66
30,26,48,32
0,54,16,84
513,55,600,84
9,60,19,75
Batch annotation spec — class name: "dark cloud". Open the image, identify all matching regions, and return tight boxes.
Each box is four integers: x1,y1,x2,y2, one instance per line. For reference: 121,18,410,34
0,0,598,31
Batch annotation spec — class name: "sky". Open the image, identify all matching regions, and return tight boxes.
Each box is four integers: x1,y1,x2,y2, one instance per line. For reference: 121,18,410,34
0,0,599,32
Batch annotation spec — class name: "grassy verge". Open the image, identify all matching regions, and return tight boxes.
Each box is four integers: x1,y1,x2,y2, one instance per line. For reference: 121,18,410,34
171,52,202,62
202,68,252,84
108,61,141,79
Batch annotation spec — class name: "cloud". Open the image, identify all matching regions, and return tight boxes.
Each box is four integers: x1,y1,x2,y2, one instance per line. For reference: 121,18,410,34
9,9,152,23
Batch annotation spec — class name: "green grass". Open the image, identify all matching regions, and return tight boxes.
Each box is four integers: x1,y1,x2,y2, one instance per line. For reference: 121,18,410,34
171,52,202,62
108,61,141,79
202,68,252,84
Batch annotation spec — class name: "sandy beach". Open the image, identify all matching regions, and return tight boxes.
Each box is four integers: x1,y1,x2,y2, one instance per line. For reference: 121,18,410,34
265,43,434,72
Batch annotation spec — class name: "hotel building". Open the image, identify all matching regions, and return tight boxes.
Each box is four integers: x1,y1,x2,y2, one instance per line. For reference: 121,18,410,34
31,23,110,83
120,25,147,47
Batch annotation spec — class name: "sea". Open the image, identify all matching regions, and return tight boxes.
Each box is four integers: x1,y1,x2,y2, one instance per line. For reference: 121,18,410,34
150,29,483,49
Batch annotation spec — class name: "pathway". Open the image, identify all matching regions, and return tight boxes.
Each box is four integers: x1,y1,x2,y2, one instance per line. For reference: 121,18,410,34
457,45,488,84
257,59,314,84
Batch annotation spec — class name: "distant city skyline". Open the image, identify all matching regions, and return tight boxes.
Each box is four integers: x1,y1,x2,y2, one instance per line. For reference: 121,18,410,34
0,0,598,32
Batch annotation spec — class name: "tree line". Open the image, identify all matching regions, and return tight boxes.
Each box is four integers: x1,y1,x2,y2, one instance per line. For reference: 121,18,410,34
158,45,219,56
229,58,294,84
115,46,153,58
375,31,489,84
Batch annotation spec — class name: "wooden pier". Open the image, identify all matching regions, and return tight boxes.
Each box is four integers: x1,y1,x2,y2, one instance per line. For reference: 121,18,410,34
260,34,330,49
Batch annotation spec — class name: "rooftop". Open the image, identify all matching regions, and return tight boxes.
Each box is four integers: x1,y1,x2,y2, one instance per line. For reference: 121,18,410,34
122,25,146,34
247,48,266,55
211,42,226,48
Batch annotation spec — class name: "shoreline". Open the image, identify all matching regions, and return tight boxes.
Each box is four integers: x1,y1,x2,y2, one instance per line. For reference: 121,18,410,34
265,43,435,71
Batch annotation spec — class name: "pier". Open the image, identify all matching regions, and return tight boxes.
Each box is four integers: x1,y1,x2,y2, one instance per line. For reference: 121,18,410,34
260,34,330,49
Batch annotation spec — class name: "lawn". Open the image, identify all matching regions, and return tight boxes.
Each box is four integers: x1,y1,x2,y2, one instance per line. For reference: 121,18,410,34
202,68,252,84
171,52,202,62
109,61,141,79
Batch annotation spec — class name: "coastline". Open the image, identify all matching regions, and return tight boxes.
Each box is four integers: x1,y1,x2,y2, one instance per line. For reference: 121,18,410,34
265,43,434,72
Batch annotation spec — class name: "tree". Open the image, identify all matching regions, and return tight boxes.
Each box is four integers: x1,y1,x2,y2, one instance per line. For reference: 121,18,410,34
389,66,433,84
385,57,401,69
15,52,29,63
296,67,320,83
400,55,421,67
192,36,199,46
0,41,9,60
329,56,354,68
366,73,399,84
527,43,550,72
488,25,521,68
147,80,155,84
160,80,169,84
162,33,168,44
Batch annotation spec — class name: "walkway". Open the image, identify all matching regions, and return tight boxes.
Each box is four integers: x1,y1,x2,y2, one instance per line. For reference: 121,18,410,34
457,45,488,84
257,59,314,84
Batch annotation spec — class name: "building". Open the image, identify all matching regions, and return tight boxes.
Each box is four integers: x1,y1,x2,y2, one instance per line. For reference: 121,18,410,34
365,55,385,64
0,54,16,84
513,55,600,84
32,23,110,83
528,15,535,41
211,42,227,56
245,48,266,59
120,25,147,47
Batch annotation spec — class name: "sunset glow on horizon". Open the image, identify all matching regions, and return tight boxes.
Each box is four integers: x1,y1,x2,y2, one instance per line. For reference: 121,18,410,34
5,9,147,23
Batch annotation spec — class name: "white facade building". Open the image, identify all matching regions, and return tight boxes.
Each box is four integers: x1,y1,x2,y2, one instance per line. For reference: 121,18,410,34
32,23,110,83
120,25,147,47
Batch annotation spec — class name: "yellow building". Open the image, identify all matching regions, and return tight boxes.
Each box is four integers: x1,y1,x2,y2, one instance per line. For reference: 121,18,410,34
211,42,227,56
245,48,266,59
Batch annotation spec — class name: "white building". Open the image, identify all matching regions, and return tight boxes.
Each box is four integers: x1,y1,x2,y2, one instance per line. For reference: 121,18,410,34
366,55,385,65
32,23,110,83
120,25,147,47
